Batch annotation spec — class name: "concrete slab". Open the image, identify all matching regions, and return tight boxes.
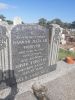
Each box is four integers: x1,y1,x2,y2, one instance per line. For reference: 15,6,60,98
15,91,36,100
46,67,75,100
0,61,75,100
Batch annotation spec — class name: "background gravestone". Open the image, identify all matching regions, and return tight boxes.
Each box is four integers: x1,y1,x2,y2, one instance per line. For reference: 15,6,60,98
49,24,61,65
10,24,55,83
0,25,10,84
0,25,7,35
0,25,17,94
0,25,7,82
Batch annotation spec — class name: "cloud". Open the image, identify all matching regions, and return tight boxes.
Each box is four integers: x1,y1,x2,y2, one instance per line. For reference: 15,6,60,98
0,2,17,10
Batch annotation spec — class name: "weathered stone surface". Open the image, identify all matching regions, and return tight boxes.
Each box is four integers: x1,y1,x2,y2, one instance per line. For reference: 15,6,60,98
11,25,50,83
0,83,18,100
0,87,11,99
15,91,37,100
45,62,75,100
0,25,7,35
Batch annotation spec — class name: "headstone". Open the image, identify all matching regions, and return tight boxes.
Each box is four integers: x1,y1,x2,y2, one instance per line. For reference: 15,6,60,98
0,25,7,35
10,24,52,83
0,24,61,90
60,34,66,44
49,24,61,65
0,25,10,89
0,25,7,81
13,17,22,25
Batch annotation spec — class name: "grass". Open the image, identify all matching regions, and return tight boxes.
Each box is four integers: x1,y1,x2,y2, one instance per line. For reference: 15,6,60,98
58,48,75,60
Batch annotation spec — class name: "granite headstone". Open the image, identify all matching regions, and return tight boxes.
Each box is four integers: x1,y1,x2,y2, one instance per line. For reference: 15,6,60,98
10,25,52,83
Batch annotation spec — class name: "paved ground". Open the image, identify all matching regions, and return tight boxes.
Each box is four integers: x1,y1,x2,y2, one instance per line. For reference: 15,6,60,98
0,61,75,100
15,91,36,100
16,61,75,100
46,64,75,100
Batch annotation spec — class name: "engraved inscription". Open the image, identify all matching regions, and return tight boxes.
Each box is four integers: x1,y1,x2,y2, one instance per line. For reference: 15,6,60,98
11,25,49,83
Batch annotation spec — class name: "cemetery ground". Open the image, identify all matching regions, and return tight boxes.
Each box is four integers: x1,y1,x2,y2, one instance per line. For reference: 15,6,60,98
0,61,75,100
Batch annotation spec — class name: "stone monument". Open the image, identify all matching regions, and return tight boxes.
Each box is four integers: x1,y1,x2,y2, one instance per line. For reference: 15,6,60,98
13,17,22,25
10,24,56,83
0,24,61,90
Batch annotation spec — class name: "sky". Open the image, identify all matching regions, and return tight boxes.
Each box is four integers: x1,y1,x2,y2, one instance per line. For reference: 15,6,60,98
0,0,75,23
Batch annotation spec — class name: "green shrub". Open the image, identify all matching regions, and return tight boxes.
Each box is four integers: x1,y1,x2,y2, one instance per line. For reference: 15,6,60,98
58,48,75,60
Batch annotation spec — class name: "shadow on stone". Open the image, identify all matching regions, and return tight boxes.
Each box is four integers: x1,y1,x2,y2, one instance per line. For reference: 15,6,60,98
0,70,18,100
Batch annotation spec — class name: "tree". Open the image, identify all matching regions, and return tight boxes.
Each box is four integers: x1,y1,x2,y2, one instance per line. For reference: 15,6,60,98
63,23,71,29
38,18,47,27
70,21,75,29
0,14,6,21
6,20,13,25
22,21,25,24
46,21,52,28
50,18,63,27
